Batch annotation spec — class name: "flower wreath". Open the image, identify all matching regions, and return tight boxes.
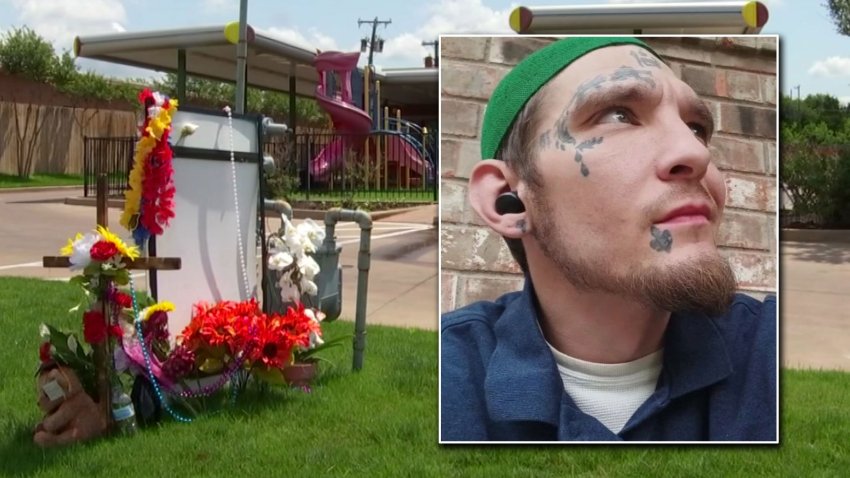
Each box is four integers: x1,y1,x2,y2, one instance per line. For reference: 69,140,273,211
121,89,178,247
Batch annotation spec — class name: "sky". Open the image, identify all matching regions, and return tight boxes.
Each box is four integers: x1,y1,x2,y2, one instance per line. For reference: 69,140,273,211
0,0,845,102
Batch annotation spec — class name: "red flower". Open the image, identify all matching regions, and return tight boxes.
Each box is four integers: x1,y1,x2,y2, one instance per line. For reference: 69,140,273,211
114,291,133,308
90,240,119,261
109,325,123,339
39,342,52,363
83,310,107,344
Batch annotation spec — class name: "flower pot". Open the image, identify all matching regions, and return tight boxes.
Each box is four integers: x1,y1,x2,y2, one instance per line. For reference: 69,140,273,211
282,361,318,387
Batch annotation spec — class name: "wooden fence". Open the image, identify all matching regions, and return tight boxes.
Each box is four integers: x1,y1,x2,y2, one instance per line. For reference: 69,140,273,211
0,101,137,176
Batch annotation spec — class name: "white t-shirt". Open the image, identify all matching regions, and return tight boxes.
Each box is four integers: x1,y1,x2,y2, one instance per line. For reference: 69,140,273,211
548,344,664,434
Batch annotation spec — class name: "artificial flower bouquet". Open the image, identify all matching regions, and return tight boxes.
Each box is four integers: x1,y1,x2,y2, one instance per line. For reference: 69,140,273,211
116,297,327,390
37,226,141,383
266,215,348,367
267,216,325,305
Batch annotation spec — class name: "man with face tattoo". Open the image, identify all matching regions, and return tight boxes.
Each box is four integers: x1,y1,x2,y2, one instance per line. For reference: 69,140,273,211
440,37,776,442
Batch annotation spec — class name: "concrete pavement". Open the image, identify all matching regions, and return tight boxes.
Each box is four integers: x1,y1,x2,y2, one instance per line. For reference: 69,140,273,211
0,188,438,331
781,234,850,371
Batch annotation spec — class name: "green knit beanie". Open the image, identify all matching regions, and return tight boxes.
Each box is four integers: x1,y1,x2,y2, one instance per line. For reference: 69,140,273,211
480,37,660,160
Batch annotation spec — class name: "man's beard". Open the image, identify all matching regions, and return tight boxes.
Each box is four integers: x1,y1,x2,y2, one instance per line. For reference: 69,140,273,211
529,196,737,317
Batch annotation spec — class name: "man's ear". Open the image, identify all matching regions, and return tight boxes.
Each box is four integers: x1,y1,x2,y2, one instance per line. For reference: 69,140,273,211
468,159,530,239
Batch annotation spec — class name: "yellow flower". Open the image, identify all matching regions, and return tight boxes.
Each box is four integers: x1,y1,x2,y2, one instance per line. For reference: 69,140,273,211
60,233,84,256
143,301,175,321
96,225,140,260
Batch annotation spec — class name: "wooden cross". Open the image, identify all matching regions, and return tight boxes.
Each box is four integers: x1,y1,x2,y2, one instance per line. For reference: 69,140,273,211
42,175,181,431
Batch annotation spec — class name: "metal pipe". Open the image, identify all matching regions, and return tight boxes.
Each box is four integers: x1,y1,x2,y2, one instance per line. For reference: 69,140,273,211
264,199,292,221
235,0,248,114
322,208,372,370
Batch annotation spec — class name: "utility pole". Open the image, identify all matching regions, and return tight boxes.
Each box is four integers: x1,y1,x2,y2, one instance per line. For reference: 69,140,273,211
358,17,391,67
421,39,438,67
792,84,801,119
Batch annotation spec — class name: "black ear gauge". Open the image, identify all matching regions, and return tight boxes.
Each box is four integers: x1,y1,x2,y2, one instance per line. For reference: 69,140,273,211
495,191,526,215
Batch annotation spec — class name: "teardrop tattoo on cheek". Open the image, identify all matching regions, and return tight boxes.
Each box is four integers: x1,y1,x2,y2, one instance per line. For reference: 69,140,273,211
533,51,660,177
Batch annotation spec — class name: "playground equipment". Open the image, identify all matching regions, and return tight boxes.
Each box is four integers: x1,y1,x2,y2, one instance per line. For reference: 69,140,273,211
311,51,434,188
509,1,768,34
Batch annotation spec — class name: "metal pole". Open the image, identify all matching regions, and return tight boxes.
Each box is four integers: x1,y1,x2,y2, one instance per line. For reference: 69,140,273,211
177,49,186,103
235,0,248,114
289,61,296,136
368,17,378,67
421,40,438,67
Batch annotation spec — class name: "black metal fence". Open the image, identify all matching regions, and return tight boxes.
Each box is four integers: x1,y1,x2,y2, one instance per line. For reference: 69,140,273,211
82,136,135,197
283,131,437,202
83,131,438,203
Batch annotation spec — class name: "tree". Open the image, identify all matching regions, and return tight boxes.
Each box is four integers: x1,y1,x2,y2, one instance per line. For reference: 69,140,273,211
826,0,850,35
0,26,58,82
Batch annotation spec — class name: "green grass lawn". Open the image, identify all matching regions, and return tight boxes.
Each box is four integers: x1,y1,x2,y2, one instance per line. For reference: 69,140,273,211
0,174,84,189
1,277,849,477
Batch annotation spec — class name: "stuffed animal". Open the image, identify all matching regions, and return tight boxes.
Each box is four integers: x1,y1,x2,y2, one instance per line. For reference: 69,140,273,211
33,364,106,447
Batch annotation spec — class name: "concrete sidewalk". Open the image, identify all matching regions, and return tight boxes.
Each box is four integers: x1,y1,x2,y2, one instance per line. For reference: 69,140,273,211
781,238,850,371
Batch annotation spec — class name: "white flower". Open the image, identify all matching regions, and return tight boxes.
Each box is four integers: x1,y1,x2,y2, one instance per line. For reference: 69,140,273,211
299,255,320,280
283,229,304,258
278,277,300,303
67,232,100,271
304,308,325,323
309,330,324,348
300,278,318,296
301,238,317,255
268,236,285,254
67,334,78,353
152,91,165,107
180,122,198,136
268,251,294,271
296,219,325,249
39,324,50,340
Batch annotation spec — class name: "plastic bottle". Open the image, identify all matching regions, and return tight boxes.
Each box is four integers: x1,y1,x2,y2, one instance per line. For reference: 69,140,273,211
111,379,138,435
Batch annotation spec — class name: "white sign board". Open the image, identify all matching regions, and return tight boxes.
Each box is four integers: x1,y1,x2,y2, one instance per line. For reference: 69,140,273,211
155,108,263,336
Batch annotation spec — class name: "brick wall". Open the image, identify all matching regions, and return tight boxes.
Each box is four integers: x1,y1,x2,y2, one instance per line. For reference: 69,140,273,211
440,36,777,313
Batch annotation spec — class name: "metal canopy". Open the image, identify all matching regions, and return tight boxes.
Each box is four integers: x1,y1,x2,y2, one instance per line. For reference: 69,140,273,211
74,25,320,97
74,24,438,106
376,67,438,106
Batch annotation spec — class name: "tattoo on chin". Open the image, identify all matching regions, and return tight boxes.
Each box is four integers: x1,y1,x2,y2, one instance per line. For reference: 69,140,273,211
516,219,527,233
650,226,673,253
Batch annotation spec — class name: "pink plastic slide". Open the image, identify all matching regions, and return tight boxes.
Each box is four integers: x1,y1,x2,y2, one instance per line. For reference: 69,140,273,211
311,52,372,180
311,51,426,180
